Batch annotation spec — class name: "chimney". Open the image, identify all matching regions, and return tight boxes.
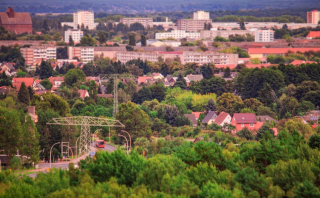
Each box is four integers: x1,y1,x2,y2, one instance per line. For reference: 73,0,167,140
166,17,168,22
28,106,35,115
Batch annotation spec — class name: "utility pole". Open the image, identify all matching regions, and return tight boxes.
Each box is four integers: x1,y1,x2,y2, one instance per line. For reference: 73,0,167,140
99,74,135,117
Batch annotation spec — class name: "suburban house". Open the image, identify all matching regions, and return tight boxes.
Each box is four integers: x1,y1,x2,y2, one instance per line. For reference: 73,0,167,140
137,76,154,85
214,111,232,126
231,113,264,133
12,77,34,91
183,114,197,127
185,74,203,83
48,76,65,90
152,73,164,79
78,89,89,99
192,112,202,120
202,111,218,125
306,31,320,39
256,115,278,123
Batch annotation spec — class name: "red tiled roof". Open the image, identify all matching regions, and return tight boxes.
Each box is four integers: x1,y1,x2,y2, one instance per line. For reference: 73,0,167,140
214,64,236,69
290,60,317,66
248,48,320,54
78,89,89,99
245,63,278,68
214,111,230,125
12,78,34,90
306,31,320,38
192,112,202,119
233,113,256,124
138,76,153,84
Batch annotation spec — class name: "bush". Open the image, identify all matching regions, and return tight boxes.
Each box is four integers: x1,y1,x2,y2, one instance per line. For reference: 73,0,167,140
10,156,22,170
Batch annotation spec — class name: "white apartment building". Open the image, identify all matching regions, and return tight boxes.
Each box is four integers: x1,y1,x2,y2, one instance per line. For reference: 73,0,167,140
64,29,84,43
181,51,238,65
119,18,153,28
155,30,200,40
255,30,274,42
116,51,163,63
200,29,255,39
177,19,212,31
73,11,95,30
21,46,56,65
193,11,210,20
68,47,94,64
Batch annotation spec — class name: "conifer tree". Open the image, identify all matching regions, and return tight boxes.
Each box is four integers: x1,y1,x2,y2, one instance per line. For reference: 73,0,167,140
18,82,30,105
205,98,216,114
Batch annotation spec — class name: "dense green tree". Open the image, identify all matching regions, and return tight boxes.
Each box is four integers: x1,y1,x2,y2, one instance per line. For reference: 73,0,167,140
204,98,216,114
18,82,30,106
256,124,274,140
237,127,254,140
64,69,86,87
308,135,320,149
174,72,187,89
129,33,136,46
216,93,243,114
200,64,214,79
39,60,53,79
132,86,152,104
294,180,320,198
149,81,166,102
40,79,53,90
235,167,268,196
116,101,152,142
69,35,74,46
141,34,147,47
199,182,234,198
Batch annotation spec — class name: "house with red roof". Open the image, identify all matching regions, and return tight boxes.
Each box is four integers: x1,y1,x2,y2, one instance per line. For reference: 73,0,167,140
214,112,232,126
183,114,197,127
192,112,202,120
231,113,264,133
78,89,89,99
48,76,65,90
306,31,320,39
137,76,154,85
290,60,317,66
12,77,34,91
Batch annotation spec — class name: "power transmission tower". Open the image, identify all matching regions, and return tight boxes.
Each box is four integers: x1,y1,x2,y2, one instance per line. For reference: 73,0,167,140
47,116,125,154
100,73,134,117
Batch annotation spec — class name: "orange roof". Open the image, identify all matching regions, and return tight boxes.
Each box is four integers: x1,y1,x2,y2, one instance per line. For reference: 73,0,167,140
192,112,202,119
290,60,317,66
248,48,320,55
245,63,278,68
78,89,89,99
12,78,34,90
214,64,236,69
306,31,320,38
138,76,153,84
214,111,230,125
272,128,278,136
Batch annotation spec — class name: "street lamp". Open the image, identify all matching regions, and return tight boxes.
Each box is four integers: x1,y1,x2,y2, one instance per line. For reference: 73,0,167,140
75,137,80,158
121,130,131,151
118,134,128,155
50,142,60,168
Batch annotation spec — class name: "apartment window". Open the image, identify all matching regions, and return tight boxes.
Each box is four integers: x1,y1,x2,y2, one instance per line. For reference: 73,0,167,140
249,124,254,127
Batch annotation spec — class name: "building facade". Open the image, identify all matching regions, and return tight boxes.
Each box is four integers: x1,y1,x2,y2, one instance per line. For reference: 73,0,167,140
181,51,238,65
307,10,320,24
73,11,95,30
193,11,210,20
200,29,255,39
21,46,57,65
119,18,153,28
210,22,318,30
0,7,32,34
254,30,274,42
155,30,200,39
177,19,212,31
68,47,94,64
64,29,84,43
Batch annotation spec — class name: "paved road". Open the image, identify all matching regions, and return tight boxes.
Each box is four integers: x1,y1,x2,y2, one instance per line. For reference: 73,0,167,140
27,143,117,178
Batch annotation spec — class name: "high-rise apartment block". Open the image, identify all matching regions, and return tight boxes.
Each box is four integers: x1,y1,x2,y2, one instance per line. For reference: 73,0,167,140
73,11,95,30
68,47,94,64
307,10,320,24
193,11,210,20
119,18,153,28
21,46,57,65
177,19,212,31
64,29,84,43
155,30,200,39
255,30,274,42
